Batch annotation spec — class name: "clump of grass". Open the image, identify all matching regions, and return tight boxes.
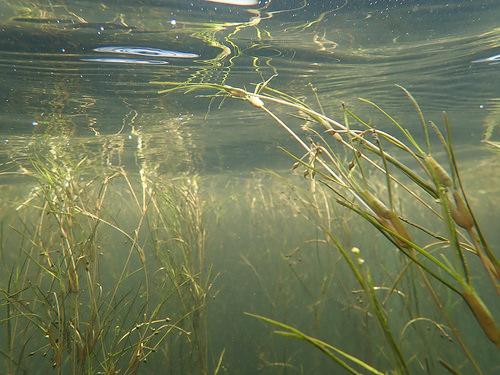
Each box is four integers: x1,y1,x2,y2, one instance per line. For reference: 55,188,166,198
0,135,201,374
148,176,216,375
123,116,217,374
153,80,499,373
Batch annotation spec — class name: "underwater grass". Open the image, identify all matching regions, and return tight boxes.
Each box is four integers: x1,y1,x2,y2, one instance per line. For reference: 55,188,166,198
148,177,216,375
153,79,499,373
0,77,497,373
0,134,216,374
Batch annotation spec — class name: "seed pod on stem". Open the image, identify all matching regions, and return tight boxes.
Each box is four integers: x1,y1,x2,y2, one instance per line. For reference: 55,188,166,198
450,191,473,230
363,190,392,219
462,287,500,347
425,155,452,187
247,94,264,109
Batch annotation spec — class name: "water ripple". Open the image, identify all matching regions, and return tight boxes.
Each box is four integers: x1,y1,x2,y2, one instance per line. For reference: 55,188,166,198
93,46,199,58
81,57,169,65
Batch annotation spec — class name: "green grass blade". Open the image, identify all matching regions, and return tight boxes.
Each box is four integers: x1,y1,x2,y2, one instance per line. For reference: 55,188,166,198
246,313,384,375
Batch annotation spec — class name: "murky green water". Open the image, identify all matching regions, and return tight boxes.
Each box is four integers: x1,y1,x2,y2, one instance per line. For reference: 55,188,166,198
0,1,499,374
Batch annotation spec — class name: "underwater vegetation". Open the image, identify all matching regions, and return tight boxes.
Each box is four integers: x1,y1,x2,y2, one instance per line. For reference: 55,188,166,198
0,72,498,373
0,133,217,374
0,80,498,373
151,79,499,374
0,87,498,374
0,1,499,374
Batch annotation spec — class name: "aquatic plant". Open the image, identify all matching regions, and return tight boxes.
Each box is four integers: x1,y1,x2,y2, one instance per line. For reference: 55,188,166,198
148,177,216,375
0,132,215,374
152,79,499,373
